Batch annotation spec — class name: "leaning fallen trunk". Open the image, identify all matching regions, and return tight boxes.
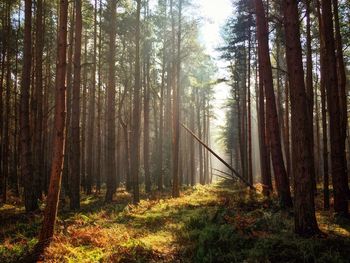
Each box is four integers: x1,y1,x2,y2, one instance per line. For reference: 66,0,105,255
181,123,255,189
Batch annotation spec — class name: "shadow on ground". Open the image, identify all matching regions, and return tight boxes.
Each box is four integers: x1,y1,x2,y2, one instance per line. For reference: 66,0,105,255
1,181,350,263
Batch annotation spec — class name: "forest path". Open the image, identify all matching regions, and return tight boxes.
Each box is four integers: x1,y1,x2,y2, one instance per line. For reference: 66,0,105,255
1,181,350,262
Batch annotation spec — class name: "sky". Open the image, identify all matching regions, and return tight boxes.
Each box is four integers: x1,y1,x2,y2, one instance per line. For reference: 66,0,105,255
195,0,234,170
196,0,233,133
196,0,233,55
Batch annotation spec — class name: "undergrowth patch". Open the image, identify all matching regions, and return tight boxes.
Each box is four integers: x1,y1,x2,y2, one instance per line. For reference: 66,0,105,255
0,181,349,262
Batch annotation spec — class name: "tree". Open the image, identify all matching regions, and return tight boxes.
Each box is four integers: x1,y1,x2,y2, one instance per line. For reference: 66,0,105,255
131,0,142,204
332,1,348,198
143,1,151,193
33,0,45,200
315,0,330,210
305,0,316,193
172,0,182,198
70,0,82,210
105,0,117,203
254,0,292,207
86,0,98,195
21,0,38,212
39,0,69,244
283,0,319,236
320,0,348,216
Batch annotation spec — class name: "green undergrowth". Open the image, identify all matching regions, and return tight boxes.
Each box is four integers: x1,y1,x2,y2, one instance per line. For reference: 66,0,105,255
1,181,350,262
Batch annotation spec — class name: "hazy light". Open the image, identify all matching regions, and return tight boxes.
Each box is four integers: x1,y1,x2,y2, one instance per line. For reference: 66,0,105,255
117,7,126,14
196,0,233,129
197,0,232,55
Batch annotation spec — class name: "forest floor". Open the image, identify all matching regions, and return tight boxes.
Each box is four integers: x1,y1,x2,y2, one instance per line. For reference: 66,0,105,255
1,181,350,263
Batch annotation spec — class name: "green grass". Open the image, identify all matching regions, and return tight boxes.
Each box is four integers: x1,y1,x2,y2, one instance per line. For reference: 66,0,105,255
0,181,349,262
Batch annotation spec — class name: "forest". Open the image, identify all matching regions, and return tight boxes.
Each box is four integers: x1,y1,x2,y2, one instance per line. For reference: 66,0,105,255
0,0,350,262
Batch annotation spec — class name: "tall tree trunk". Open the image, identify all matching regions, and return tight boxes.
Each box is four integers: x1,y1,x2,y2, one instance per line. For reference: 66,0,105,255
321,0,348,215
316,1,330,210
284,76,291,182
63,2,75,199
131,0,141,204
247,24,253,185
70,0,82,210
203,104,208,184
158,44,166,190
257,51,272,196
32,0,45,200
105,0,117,203
39,0,68,244
172,0,182,197
255,0,292,207
21,0,38,212
2,1,11,202
144,59,151,193
332,0,349,197
0,5,4,200
81,35,87,192
11,1,21,197
86,0,98,195
190,88,195,186
197,90,204,185
305,0,316,193
96,0,103,193
283,0,319,235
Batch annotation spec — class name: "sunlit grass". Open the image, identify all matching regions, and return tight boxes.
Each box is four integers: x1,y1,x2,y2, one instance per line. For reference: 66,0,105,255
1,181,349,262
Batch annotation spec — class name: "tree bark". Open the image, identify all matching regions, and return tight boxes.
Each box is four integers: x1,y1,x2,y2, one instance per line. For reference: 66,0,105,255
131,0,141,204
332,0,349,197
283,0,319,235
321,0,348,215
85,0,98,195
39,0,68,244
256,49,272,196
316,0,330,210
172,0,182,197
96,0,103,193
70,0,82,210
21,0,38,212
255,0,292,207
32,0,45,200
105,0,117,203
305,0,316,193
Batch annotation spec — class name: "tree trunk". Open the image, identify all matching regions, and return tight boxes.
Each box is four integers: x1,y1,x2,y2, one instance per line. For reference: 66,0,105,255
96,0,103,193
21,0,38,212
158,43,166,190
172,0,182,197
32,0,45,200
247,24,253,185
190,88,195,186
39,0,68,244
256,49,272,196
81,35,88,192
131,0,141,204
321,0,348,215
63,2,75,199
305,0,316,193
144,59,151,193
316,0,330,210
283,0,319,235
332,0,349,197
70,0,82,210
197,90,204,185
105,0,117,203
284,76,291,182
255,0,292,207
